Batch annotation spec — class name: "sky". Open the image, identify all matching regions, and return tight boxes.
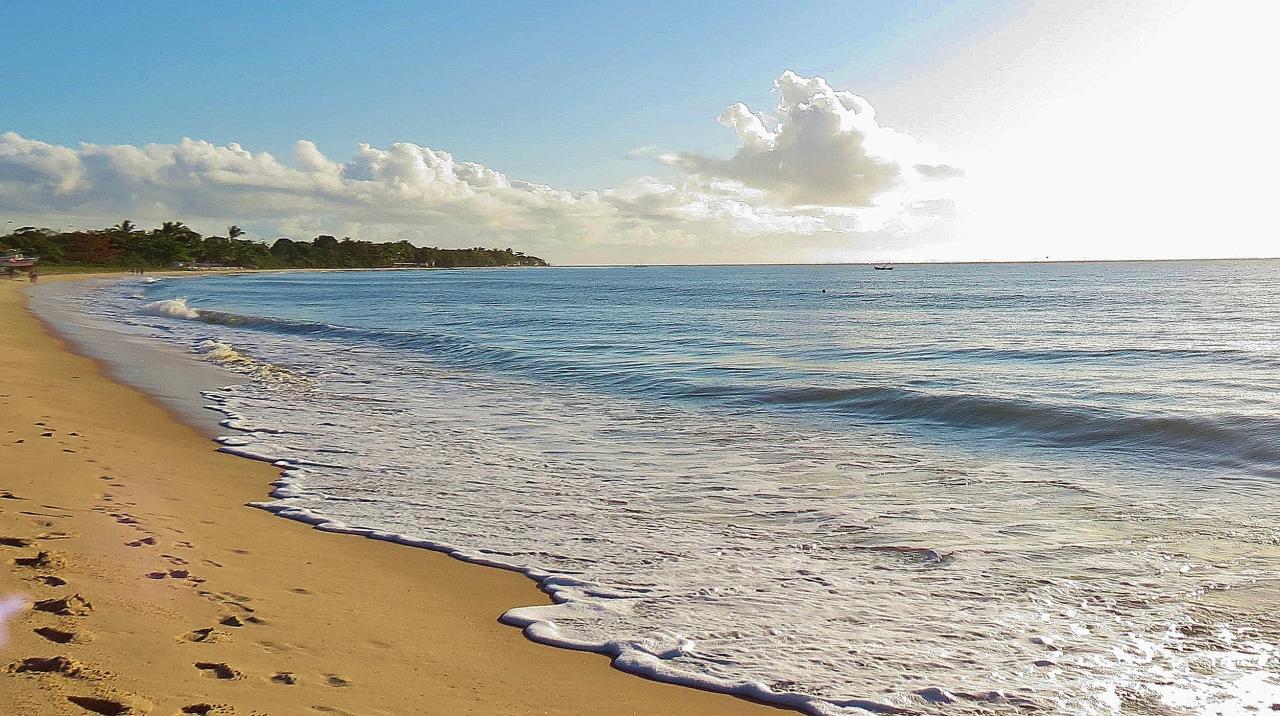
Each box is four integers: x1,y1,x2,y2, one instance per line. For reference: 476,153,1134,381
1,0,1276,264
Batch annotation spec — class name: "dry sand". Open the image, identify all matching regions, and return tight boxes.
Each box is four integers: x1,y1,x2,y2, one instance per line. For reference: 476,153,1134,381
0,276,784,715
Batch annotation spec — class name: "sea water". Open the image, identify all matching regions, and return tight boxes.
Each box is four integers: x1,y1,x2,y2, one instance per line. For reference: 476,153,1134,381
48,262,1280,714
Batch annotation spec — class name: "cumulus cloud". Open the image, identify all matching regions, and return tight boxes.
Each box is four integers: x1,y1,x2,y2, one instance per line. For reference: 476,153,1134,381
0,131,609,240
0,72,960,263
0,132,86,194
661,70,960,207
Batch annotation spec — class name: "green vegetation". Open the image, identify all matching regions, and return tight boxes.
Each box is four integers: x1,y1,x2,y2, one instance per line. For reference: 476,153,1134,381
0,221,549,270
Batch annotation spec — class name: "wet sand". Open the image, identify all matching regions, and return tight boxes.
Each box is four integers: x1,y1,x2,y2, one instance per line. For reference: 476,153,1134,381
0,275,784,714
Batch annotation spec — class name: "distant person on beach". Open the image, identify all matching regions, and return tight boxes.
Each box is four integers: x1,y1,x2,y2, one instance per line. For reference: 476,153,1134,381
27,269,37,283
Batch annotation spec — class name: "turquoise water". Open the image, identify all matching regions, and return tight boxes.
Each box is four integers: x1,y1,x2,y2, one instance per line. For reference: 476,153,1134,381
74,261,1280,714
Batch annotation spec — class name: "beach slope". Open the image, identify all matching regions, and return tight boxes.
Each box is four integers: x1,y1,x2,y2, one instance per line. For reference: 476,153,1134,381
0,278,782,715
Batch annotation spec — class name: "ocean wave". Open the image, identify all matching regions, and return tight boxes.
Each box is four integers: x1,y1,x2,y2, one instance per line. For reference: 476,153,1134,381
132,301,1280,471
192,338,313,388
135,303,528,369
134,300,1276,374
140,296,200,319
737,384,1280,469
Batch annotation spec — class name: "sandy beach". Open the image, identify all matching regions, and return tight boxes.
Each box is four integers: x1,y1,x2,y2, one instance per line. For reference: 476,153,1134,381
0,275,783,715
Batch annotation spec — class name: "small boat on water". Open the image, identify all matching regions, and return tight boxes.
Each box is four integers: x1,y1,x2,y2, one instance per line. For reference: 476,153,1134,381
1,250,39,269
873,264,894,271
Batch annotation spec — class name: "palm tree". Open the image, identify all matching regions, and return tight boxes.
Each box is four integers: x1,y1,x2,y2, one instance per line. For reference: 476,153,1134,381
227,225,245,240
158,220,193,236
146,221,201,264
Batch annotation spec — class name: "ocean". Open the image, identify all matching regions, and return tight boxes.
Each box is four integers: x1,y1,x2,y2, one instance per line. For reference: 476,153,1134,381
43,261,1280,714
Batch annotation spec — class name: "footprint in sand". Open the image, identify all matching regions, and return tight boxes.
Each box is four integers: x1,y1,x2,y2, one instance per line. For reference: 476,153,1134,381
0,536,34,547
65,696,133,715
145,569,201,582
325,674,351,688
14,550,67,569
35,626,91,644
125,536,156,547
271,671,298,685
182,704,233,715
193,662,241,680
219,613,266,627
35,575,68,587
8,655,96,678
33,593,93,617
179,627,226,643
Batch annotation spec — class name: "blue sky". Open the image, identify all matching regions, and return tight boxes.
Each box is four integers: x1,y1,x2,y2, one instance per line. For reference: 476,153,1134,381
1,0,1274,263
2,0,1015,189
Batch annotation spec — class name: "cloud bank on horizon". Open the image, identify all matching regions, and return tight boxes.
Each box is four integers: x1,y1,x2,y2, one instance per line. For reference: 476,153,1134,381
0,72,961,264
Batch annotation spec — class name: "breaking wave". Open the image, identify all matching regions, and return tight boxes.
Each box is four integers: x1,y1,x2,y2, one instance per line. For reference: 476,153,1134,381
140,296,200,319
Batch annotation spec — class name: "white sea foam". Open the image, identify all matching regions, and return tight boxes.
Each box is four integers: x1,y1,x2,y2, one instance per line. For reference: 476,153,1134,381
140,296,199,319
51,275,1280,715
196,339,251,366
195,363,1280,715
194,338,312,388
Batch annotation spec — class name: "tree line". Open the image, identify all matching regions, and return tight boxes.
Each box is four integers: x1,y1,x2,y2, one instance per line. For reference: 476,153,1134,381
0,221,549,269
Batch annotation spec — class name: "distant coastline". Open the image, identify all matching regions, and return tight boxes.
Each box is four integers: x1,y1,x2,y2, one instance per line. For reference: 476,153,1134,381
1,219,549,271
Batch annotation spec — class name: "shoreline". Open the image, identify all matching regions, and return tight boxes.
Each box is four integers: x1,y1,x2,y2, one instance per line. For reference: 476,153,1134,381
0,274,787,714
28,275,240,435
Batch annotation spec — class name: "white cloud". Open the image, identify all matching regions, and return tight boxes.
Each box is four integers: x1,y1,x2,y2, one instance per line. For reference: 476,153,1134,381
0,131,86,194
661,70,960,207
0,72,962,263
